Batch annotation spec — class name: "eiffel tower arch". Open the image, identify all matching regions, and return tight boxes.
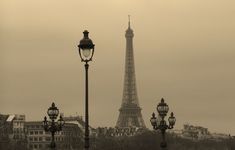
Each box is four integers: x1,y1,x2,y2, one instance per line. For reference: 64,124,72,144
116,17,146,128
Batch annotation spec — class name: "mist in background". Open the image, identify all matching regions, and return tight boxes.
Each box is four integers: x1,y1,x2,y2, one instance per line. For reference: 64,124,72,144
0,0,235,134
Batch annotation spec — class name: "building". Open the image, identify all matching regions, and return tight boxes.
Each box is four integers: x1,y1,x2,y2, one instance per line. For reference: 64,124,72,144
25,121,48,149
25,121,82,150
0,114,27,149
96,127,145,137
11,114,26,140
210,133,231,141
182,124,210,140
168,124,232,142
0,114,26,141
63,115,96,136
116,16,146,128
0,114,12,145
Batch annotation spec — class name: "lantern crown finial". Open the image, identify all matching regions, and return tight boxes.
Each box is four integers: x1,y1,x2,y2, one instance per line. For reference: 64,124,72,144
83,30,89,38
152,112,156,118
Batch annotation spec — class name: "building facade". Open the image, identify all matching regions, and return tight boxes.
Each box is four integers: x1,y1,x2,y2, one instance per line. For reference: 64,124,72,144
0,114,12,147
182,124,210,140
12,114,26,140
0,114,26,140
25,121,82,150
63,115,96,135
0,114,27,149
96,127,145,137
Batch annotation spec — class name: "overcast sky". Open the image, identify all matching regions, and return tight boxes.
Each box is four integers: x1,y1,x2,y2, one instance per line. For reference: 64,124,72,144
0,0,235,134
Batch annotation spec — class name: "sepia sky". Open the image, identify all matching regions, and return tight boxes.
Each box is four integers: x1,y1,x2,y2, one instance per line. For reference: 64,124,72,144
0,0,235,134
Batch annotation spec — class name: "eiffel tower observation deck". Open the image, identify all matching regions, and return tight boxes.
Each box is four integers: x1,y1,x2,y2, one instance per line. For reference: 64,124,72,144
116,17,146,128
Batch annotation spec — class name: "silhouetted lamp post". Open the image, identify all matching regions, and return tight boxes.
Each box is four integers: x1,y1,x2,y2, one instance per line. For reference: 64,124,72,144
150,98,176,150
43,102,65,149
78,30,95,150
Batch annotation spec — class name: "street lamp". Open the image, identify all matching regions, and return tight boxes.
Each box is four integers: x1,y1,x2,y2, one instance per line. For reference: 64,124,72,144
43,102,65,149
78,30,95,150
150,98,176,150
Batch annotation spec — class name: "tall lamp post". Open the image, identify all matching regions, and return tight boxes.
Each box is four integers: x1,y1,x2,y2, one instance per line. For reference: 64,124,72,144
43,102,65,149
150,98,176,150
78,30,95,150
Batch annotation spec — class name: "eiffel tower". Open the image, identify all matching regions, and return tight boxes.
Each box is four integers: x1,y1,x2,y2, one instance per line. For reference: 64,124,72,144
116,16,146,128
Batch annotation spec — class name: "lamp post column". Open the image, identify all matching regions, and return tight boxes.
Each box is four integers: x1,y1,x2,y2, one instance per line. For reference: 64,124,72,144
84,62,89,150
51,131,55,149
160,129,167,150
77,30,95,150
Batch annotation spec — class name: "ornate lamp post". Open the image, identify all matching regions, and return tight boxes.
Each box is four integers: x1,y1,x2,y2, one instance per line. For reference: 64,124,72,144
78,30,95,150
43,102,65,149
150,98,176,150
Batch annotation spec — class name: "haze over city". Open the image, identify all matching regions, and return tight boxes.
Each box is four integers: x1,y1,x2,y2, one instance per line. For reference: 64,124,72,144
1,0,235,134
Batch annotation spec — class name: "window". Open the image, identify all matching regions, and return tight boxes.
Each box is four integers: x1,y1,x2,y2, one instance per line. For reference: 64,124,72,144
30,131,33,135
39,137,42,141
29,144,33,149
35,131,38,135
14,135,19,139
34,137,38,141
39,144,42,148
39,131,43,134
34,144,38,149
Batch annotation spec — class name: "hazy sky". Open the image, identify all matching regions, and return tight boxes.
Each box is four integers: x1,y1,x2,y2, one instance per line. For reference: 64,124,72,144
1,0,235,134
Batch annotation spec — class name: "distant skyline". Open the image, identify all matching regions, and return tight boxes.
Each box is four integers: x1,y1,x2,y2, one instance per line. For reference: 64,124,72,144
1,0,235,134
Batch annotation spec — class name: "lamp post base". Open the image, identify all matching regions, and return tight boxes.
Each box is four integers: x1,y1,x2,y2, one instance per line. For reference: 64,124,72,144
50,142,56,149
160,141,167,150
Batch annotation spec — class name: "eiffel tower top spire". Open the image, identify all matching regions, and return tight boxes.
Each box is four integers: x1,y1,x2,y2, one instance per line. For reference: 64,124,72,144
126,15,134,38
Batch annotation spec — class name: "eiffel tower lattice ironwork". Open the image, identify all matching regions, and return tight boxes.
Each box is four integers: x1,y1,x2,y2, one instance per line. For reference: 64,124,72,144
116,17,146,128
